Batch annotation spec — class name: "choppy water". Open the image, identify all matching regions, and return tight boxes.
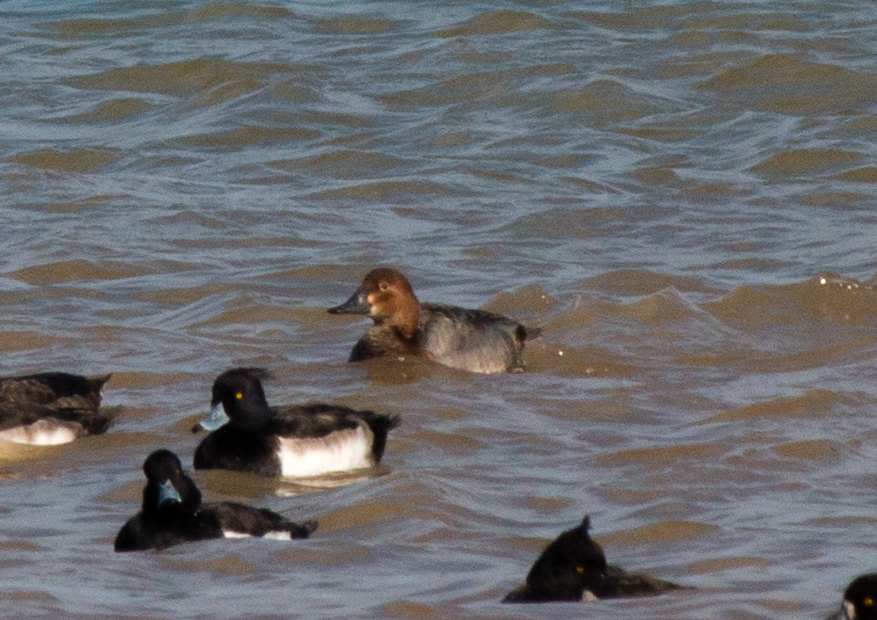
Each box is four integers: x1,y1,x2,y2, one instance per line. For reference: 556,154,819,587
1,0,876,617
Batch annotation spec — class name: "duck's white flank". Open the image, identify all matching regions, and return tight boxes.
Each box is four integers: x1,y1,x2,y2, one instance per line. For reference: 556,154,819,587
0,420,80,445
262,531,294,541
277,424,374,477
222,530,293,541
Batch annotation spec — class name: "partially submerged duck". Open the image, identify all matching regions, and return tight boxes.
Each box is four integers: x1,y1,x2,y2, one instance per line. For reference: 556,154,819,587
826,574,877,620
328,268,539,374
503,515,684,603
193,368,400,478
0,372,113,445
114,449,317,552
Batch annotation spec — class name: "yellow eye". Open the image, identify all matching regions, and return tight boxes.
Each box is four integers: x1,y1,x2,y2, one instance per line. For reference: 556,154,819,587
235,392,243,400
865,597,873,606
575,566,584,574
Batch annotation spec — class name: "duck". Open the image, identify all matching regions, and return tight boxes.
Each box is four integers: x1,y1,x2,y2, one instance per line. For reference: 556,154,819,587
826,574,877,620
192,368,400,478
114,449,317,552
503,515,684,603
0,372,113,445
327,267,539,374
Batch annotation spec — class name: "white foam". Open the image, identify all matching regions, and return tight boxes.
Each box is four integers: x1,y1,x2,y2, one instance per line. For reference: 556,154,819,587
0,420,80,445
277,424,374,477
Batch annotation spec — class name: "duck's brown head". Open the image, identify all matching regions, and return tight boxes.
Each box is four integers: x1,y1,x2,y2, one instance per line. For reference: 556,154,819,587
328,268,420,338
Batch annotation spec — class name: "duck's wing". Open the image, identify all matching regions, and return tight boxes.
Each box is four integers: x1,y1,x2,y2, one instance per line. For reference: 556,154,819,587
0,401,115,433
593,565,685,598
50,405,117,435
419,304,526,372
270,404,371,438
502,583,557,603
422,302,536,332
114,513,148,552
272,404,399,446
0,373,111,410
113,506,221,552
201,501,317,539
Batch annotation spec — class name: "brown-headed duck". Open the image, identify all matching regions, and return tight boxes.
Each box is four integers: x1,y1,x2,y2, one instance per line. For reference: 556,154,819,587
328,268,539,374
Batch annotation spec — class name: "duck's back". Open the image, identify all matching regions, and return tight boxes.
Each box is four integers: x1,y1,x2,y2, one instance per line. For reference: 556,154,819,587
270,404,369,435
420,304,525,373
201,502,317,539
114,506,222,552
0,373,110,410
593,565,683,598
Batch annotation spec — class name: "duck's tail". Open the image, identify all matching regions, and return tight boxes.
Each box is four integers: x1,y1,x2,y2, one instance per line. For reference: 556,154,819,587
286,519,319,539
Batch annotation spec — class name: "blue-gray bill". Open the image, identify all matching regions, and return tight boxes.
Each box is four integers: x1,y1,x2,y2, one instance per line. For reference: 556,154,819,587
327,289,370,314
157,480,182,507
194,403,231,432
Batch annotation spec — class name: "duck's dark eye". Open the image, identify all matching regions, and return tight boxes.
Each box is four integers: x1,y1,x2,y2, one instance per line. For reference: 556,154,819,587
379,282,388,291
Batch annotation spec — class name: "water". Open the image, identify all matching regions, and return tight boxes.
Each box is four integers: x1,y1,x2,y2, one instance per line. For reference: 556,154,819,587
0,0,876,617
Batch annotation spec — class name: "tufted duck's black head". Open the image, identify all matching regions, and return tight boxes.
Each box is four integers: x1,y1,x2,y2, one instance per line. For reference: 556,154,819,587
194,368,274,433
827,574,877,620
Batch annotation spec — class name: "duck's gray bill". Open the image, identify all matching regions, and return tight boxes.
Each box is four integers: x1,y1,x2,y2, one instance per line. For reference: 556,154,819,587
158,479,182,507
193,402,230,432
327,289,370,314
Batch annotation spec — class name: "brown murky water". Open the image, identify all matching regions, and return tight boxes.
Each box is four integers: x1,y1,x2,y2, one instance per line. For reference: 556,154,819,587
1,1,876,618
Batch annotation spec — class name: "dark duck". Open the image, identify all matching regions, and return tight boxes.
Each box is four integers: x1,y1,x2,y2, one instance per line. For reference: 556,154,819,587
192,368,400,478
503,515,684,603
328,267,539,374
0,372,113,445
826,574,877,620
114,449,317,552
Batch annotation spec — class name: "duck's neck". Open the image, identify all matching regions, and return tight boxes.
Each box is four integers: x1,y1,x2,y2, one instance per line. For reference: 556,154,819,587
236,401,275,430
387,299,420,340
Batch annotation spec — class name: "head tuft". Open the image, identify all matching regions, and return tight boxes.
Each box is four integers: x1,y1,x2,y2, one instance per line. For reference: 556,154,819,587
215,367,272,384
